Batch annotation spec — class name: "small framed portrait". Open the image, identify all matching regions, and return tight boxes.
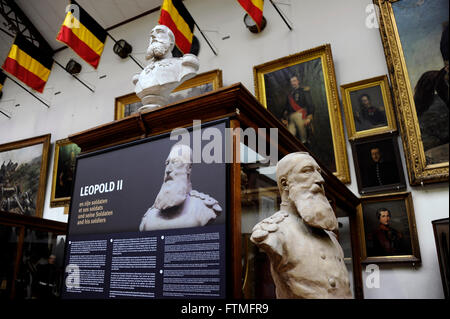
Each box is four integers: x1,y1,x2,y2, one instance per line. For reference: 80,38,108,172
358,192,421,264
115,69,223,120
253,44,350,183
351,133,406,195
0,134,51,218
50,139,81,208
341,75,397,140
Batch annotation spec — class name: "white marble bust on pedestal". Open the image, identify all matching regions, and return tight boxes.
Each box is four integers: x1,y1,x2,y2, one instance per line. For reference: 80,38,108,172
250,152,353,299
132,25,199,111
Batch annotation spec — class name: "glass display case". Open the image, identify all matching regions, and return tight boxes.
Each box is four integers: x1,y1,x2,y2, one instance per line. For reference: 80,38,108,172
69,83,363,299
0,211,66,299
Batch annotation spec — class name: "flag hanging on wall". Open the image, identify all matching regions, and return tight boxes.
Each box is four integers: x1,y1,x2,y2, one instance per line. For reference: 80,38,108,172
159,0,195,55
237,0,264,32
56,0,107,69
1,34,53,93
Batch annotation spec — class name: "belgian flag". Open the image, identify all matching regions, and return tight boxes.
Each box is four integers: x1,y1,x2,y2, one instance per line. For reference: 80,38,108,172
237,0,264,32
1,34,53,93
56,0,107,69
159,0,195,55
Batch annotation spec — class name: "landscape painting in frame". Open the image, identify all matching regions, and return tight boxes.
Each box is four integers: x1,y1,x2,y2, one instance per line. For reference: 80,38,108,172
0,135,50,218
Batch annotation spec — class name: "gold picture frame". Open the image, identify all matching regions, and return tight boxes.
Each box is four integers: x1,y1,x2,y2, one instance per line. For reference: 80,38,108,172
50,138,81,209
253,44,350,183
375,0,448,185
358,192,421,264
341,75,397,140
0,134,51,218
115,69,223,120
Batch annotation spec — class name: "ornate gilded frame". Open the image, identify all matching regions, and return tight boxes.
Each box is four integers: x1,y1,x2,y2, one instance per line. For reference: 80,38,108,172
375,0,448,185
115,69,223,120
358,192,421,264
341,75,397,140
50,138,80,208
253,44,350,183
0,134,50,218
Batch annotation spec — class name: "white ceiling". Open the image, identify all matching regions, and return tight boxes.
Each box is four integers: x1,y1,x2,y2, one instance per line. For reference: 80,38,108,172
0,0,161,62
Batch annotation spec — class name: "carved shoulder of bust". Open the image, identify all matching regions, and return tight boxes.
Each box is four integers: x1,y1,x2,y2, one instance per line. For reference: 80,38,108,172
250,211,289,257
139,206,160,231
178,54,200,83
182,54,200,68
189,190,222,225
190,190,222,213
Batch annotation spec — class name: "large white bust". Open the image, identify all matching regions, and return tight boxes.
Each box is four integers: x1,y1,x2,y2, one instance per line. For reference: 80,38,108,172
139,144,222,231
132,25,199,111
250,152,352,299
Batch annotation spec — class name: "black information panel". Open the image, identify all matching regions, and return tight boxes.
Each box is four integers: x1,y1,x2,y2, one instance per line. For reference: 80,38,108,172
62,121,227,299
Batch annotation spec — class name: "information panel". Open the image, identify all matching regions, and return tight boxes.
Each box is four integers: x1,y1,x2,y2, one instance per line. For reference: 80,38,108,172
62,121,227,299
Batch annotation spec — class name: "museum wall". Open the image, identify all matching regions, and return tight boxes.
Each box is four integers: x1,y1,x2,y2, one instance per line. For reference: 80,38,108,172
0,0,448,299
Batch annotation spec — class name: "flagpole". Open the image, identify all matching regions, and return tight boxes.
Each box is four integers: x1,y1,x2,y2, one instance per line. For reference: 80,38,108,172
0,110,11,119
106,33,144,70
192,21,217,56
269,0,292,31
53,60,95,93
3,73,50,108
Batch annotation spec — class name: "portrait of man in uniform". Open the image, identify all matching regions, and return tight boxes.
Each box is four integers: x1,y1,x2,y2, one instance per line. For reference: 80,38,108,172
361,196,416,260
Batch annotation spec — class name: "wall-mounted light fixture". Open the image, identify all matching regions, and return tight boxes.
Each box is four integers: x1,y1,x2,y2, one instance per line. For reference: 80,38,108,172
113,39,133,58
243,14,267,33
65,59,82,75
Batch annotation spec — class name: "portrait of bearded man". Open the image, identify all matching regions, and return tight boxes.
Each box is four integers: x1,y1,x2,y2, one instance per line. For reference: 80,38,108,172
250,152,352,299
139,144,222,231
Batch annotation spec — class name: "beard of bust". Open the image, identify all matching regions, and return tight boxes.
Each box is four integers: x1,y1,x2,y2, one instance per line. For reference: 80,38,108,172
147,40,171,59
288,182,337,231
153,169,191,211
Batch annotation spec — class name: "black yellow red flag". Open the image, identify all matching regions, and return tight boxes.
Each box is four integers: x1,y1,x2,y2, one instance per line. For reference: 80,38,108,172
1,34,53,93
237,0,264,31
56,0,107,69
159,0,195,55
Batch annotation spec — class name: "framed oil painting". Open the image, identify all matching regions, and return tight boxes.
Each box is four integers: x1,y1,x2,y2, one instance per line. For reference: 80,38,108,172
50,138,81,208
253,44,350,183
341,75,397,140
358,192,420,264
375,0,449,185
0,134,51,218
432,218,449,298
351,133,406,195
115,69,223,120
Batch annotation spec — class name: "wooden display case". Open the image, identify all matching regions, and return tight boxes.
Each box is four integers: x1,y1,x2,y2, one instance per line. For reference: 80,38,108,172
69,83,363,299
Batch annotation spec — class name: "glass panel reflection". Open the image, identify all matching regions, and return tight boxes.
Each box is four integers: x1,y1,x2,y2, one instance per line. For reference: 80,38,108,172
240,142,278,298
337,216,354,298
15,230,65,299
0,225,18,299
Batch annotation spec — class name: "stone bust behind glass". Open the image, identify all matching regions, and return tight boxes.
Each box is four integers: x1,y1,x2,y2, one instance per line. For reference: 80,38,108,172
139,144,222,231
132,25,199,111
250,152,352,299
